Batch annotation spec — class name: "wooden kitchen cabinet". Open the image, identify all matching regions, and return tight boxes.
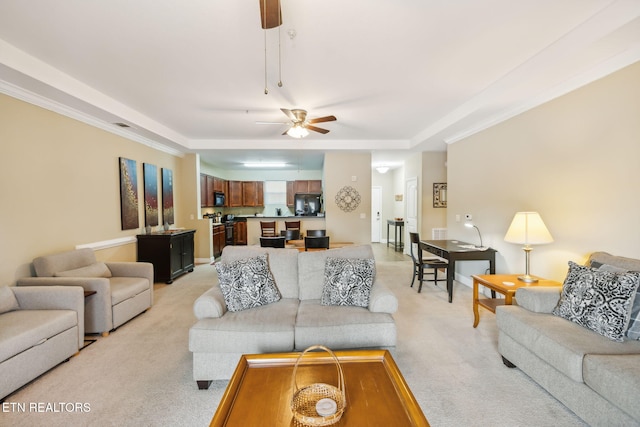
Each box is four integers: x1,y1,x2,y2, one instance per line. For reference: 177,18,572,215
200,174,217,207
287,181,295,206
293,180,322,194
136,229,195,284
241,181,264,207
228,181,243,207
213,177,225,193
234,221,247,245
308,180,322,193
212,224,225,258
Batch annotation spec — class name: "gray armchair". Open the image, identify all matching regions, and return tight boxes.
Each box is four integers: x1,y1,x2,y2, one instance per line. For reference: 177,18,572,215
17,248,153,336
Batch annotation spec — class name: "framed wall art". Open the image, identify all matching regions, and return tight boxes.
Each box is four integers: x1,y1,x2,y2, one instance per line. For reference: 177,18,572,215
162,168,174,225
143,163,159,227
119,157,139,230
433,183,447,208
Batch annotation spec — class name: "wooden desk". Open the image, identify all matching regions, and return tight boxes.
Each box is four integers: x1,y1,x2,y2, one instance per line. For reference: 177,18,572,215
420,240,496,303
210,350,429,427
472,274,562,327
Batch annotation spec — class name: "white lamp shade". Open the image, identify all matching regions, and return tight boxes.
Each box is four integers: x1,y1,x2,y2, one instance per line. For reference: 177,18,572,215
504,212,553,245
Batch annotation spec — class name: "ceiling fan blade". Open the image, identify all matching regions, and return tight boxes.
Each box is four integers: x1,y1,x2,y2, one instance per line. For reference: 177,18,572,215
306,125,330,134
280,108,296,121
308,115,337,124
259,0,282,29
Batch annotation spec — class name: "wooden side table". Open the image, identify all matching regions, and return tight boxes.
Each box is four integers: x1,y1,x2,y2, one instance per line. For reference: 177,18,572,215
472,274,562,327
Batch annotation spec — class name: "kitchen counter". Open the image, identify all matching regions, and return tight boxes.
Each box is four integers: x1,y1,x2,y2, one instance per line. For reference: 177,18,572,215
244,216,327,246
238,215,325,219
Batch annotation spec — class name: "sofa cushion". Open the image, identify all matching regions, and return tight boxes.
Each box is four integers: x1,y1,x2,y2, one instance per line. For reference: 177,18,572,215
220,246,299,299
54,262,112,278
189,298,298,353
215,255,281,312
33,248,97,277
496,305,640,383
321,258,375,308
109,277,150,305
0,286,19,314
583,354,640,421
552,261,639,342
0,309,78,363
295,300,396,350
298,245,375,300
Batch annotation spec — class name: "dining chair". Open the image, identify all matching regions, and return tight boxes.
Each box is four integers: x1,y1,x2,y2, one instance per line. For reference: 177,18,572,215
304,236,330,251
285,220,300,230
306,229,326,237
260,221,277,237
280,229,300,241
260,236,286,248
409,232,448,292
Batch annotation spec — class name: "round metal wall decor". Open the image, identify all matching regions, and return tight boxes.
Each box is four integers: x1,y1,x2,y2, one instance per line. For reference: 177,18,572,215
335,186,361,212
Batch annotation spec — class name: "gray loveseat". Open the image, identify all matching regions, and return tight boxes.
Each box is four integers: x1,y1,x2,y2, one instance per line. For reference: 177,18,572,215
1,285,84,400
189,244,398,388
18,248,153,336
496,252,640,426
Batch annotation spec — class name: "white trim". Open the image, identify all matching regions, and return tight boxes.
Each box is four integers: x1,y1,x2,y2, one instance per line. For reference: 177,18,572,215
76,236,137,251
196,257,214,265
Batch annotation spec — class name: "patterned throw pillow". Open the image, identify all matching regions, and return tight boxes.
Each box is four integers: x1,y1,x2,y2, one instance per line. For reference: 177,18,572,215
592,262,640,340
214,254,281,312
321,257,375,308
552,261,640,342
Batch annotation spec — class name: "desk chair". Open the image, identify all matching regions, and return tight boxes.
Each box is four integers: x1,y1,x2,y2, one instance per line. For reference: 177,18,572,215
305,236,330,251
260,236,286,248
409,232,448,293
260,221,277,237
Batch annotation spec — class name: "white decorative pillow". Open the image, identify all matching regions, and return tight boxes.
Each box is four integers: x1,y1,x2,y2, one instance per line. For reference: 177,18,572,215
552,261,640,342
321,257,375,308
55,262,112,278
214,254,281,312
0,286,20,314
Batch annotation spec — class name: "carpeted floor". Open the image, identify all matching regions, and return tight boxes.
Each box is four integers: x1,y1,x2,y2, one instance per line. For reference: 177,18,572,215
1,254,586,426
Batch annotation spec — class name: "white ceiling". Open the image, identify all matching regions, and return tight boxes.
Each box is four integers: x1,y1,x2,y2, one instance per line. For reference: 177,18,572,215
1,1,639,171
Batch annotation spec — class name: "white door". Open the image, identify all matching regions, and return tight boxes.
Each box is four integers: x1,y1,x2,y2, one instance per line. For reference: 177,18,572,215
371,186,382,242
405,177,418,255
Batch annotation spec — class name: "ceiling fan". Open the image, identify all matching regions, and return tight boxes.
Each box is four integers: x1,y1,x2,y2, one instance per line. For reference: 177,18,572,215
257,108,337,138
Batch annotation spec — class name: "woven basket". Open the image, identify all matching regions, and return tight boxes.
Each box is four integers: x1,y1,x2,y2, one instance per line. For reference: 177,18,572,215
290,345,346,426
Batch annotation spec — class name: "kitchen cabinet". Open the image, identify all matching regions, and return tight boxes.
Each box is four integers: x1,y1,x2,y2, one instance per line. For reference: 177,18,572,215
286,181,295,206
293,180,322,194
212,224,225,257
240,181,264,207
213,177,225,193
136,229,195,284
228,181,243,207
234,221,247,245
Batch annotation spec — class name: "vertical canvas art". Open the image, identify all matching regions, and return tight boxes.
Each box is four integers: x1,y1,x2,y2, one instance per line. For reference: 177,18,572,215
119,157,139,230
162,168,174,225
143,163,159,227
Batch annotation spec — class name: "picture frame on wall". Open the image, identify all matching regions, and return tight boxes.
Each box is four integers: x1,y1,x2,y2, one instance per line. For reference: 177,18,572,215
143,163,159,227
162,168,174,225
119,157,139,230
433,183,447,208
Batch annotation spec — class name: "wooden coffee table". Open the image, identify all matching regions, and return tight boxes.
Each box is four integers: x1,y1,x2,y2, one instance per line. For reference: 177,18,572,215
210,349,429,426
472,274,562,327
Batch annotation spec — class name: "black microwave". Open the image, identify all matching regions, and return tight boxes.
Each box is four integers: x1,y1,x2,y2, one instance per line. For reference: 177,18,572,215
214,192,225,207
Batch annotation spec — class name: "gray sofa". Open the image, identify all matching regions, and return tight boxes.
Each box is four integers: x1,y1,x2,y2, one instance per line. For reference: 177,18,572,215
0,285,84,400
496,252,640,426
18,248,153,335
189,244,398,388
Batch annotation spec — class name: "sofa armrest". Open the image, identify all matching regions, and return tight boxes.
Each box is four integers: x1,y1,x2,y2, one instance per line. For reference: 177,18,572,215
106,262,154,284
368,279,398,314
515,286,562,313
17,276,113,332
193,287,227,319
13,286,85,347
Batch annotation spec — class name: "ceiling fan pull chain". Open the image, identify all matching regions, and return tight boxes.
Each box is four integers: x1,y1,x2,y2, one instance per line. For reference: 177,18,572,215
263,0,268,94
277,0,283,88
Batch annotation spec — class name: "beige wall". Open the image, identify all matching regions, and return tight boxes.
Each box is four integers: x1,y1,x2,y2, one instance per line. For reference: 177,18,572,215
448,61,640,284
420,151,447,239
323,152,372,244
0,93,186,284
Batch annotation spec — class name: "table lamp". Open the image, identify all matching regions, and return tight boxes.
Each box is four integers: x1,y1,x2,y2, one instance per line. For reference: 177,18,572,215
504,212,553,283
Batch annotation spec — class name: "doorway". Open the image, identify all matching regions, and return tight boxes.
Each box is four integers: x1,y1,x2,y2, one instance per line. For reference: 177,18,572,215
371,186,382,242
405,177,418,255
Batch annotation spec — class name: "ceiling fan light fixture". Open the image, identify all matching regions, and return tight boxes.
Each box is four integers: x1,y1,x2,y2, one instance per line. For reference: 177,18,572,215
286,123,309,139
243,162,287,168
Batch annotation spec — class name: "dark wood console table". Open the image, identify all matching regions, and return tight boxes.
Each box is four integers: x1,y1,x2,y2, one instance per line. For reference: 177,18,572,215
136,229,196,283
387,220,404,251
419,239,496,303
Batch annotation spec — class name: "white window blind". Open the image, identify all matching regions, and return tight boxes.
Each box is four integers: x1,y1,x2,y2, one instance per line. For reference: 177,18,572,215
264,181,287,204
